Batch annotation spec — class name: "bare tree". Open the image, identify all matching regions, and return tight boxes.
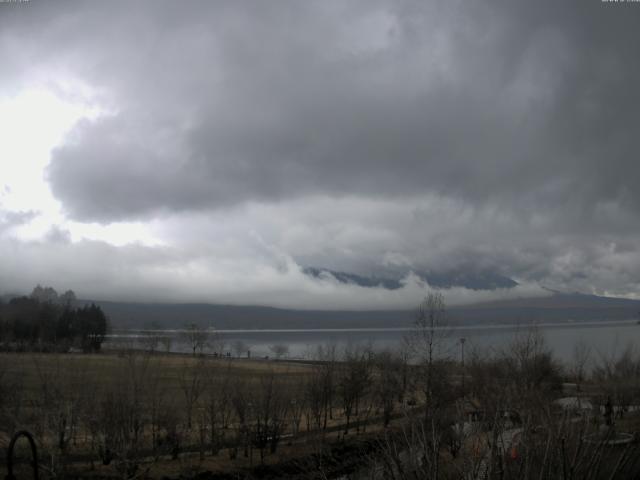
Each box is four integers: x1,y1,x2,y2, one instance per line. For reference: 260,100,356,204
145,357,169,459
367,330,640,480
31,354,91,476
503,327,562,421
305,366,325,432
592,344,640,421
208,329,225,356
315,343,338,430
203,359,234,455
0,358,24,440
411,292,448,399
373,350,402,427
288,377,307,438
94,351,150,478
570,339,592,394
137,321,165,354
138,332,160,354
178,357,207,429
232,339,249,358
249,370,290,463
160,334,173,354
181,323,210,356
402,292,454,478
339,345,372,434
230,376,251,460
269,343,289,360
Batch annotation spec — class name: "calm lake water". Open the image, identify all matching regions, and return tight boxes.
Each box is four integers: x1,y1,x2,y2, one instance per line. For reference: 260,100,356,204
107,320,640,365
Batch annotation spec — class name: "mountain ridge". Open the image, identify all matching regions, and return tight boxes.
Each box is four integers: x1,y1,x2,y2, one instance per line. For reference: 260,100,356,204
83,291,640,330
302,266,519,291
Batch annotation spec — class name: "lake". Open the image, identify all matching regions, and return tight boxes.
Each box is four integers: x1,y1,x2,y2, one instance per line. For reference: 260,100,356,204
106,319,640,365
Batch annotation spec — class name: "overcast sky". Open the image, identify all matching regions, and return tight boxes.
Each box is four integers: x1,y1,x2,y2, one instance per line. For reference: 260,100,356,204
1,0,639,309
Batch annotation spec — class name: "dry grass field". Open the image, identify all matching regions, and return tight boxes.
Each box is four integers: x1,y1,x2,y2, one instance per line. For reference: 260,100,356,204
0,349,396,479
0,351,313,393
4,329,640,480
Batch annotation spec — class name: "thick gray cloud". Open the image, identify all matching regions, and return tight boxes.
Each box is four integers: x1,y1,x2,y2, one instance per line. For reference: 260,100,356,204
1,0,640,305
13,0,632,222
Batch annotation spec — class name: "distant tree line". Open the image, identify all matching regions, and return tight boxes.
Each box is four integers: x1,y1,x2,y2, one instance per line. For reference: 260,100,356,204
0,285,108,352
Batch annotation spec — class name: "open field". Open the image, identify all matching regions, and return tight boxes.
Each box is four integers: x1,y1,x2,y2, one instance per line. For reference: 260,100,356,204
5,326,640,479
0,349,407,479
0,351,313,391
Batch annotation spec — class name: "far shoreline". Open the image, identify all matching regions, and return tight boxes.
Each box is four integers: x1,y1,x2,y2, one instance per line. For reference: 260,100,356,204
109,317,640,336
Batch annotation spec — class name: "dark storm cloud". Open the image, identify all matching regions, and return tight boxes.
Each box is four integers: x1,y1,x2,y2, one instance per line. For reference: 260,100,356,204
2,0,628,223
